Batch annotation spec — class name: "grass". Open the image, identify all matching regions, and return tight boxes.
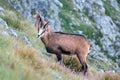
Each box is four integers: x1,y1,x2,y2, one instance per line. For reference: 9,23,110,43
0,33,82,80
0,10,25,30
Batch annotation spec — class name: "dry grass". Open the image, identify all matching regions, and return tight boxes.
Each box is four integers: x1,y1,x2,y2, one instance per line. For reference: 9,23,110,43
63,55,81,72
14,45,120,80
103,72,120,80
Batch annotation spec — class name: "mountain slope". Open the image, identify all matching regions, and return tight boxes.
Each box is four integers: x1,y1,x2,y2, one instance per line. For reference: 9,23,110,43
7,0,120,69
0,0,120,80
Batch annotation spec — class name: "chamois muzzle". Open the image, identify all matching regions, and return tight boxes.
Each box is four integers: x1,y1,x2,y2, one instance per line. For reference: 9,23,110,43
37,22,49,38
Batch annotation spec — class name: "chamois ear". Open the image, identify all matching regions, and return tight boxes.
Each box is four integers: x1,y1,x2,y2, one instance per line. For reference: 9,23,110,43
36,11,39,14
35,11,40,16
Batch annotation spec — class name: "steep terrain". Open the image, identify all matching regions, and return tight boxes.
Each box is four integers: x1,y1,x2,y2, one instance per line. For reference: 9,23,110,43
0,0,120,80
8,0,120,72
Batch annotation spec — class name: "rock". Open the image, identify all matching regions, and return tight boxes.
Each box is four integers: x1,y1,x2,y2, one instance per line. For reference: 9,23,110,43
21,36,32,47
0,18,10,36
84,2,93,16
8,0,61,31
0,7,4,12
73,0,85,12
93,14,119,57
108,0,120,11
53,0,63,7
0,18,9,30
8,29,17,37
0,6,4,15
0,18,18,37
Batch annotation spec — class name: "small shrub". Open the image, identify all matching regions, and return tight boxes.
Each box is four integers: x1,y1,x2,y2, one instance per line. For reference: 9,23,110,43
63,55,81,72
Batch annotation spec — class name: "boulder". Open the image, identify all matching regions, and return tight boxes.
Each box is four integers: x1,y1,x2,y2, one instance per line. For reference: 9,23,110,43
21,36,32,47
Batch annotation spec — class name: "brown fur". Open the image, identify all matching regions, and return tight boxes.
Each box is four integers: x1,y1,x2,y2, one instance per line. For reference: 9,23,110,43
33,12,90,75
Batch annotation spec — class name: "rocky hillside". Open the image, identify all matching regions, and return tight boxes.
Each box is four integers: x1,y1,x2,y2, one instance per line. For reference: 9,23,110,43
8,0,120,72
0,0,120,80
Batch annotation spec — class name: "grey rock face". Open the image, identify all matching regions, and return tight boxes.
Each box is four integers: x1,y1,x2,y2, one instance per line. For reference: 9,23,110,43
108,0,120,11
73,0,85,12
8,0,61,31
82,0,120,58
93,15,119,56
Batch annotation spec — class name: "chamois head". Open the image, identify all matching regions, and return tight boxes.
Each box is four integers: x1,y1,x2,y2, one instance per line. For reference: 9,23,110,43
37,22,49,38
33,11,40,19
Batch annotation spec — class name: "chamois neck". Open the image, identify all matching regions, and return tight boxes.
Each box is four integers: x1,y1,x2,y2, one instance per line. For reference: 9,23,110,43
41,32,51,46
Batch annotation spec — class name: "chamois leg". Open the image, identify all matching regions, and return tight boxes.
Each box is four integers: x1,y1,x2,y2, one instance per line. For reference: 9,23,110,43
76,54,88,75
56,53,62,65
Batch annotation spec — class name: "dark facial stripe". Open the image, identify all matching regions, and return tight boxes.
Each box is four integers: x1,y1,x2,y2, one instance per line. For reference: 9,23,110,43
38,17,42,32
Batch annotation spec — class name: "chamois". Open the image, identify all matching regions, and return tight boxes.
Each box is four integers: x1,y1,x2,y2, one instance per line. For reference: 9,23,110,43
33,13,90,75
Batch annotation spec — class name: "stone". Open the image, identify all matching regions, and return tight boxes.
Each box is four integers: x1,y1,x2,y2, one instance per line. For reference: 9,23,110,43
108,0,120,11
21,36,32,47
53,0,63,7
8,29,17,37
0,18,9,30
